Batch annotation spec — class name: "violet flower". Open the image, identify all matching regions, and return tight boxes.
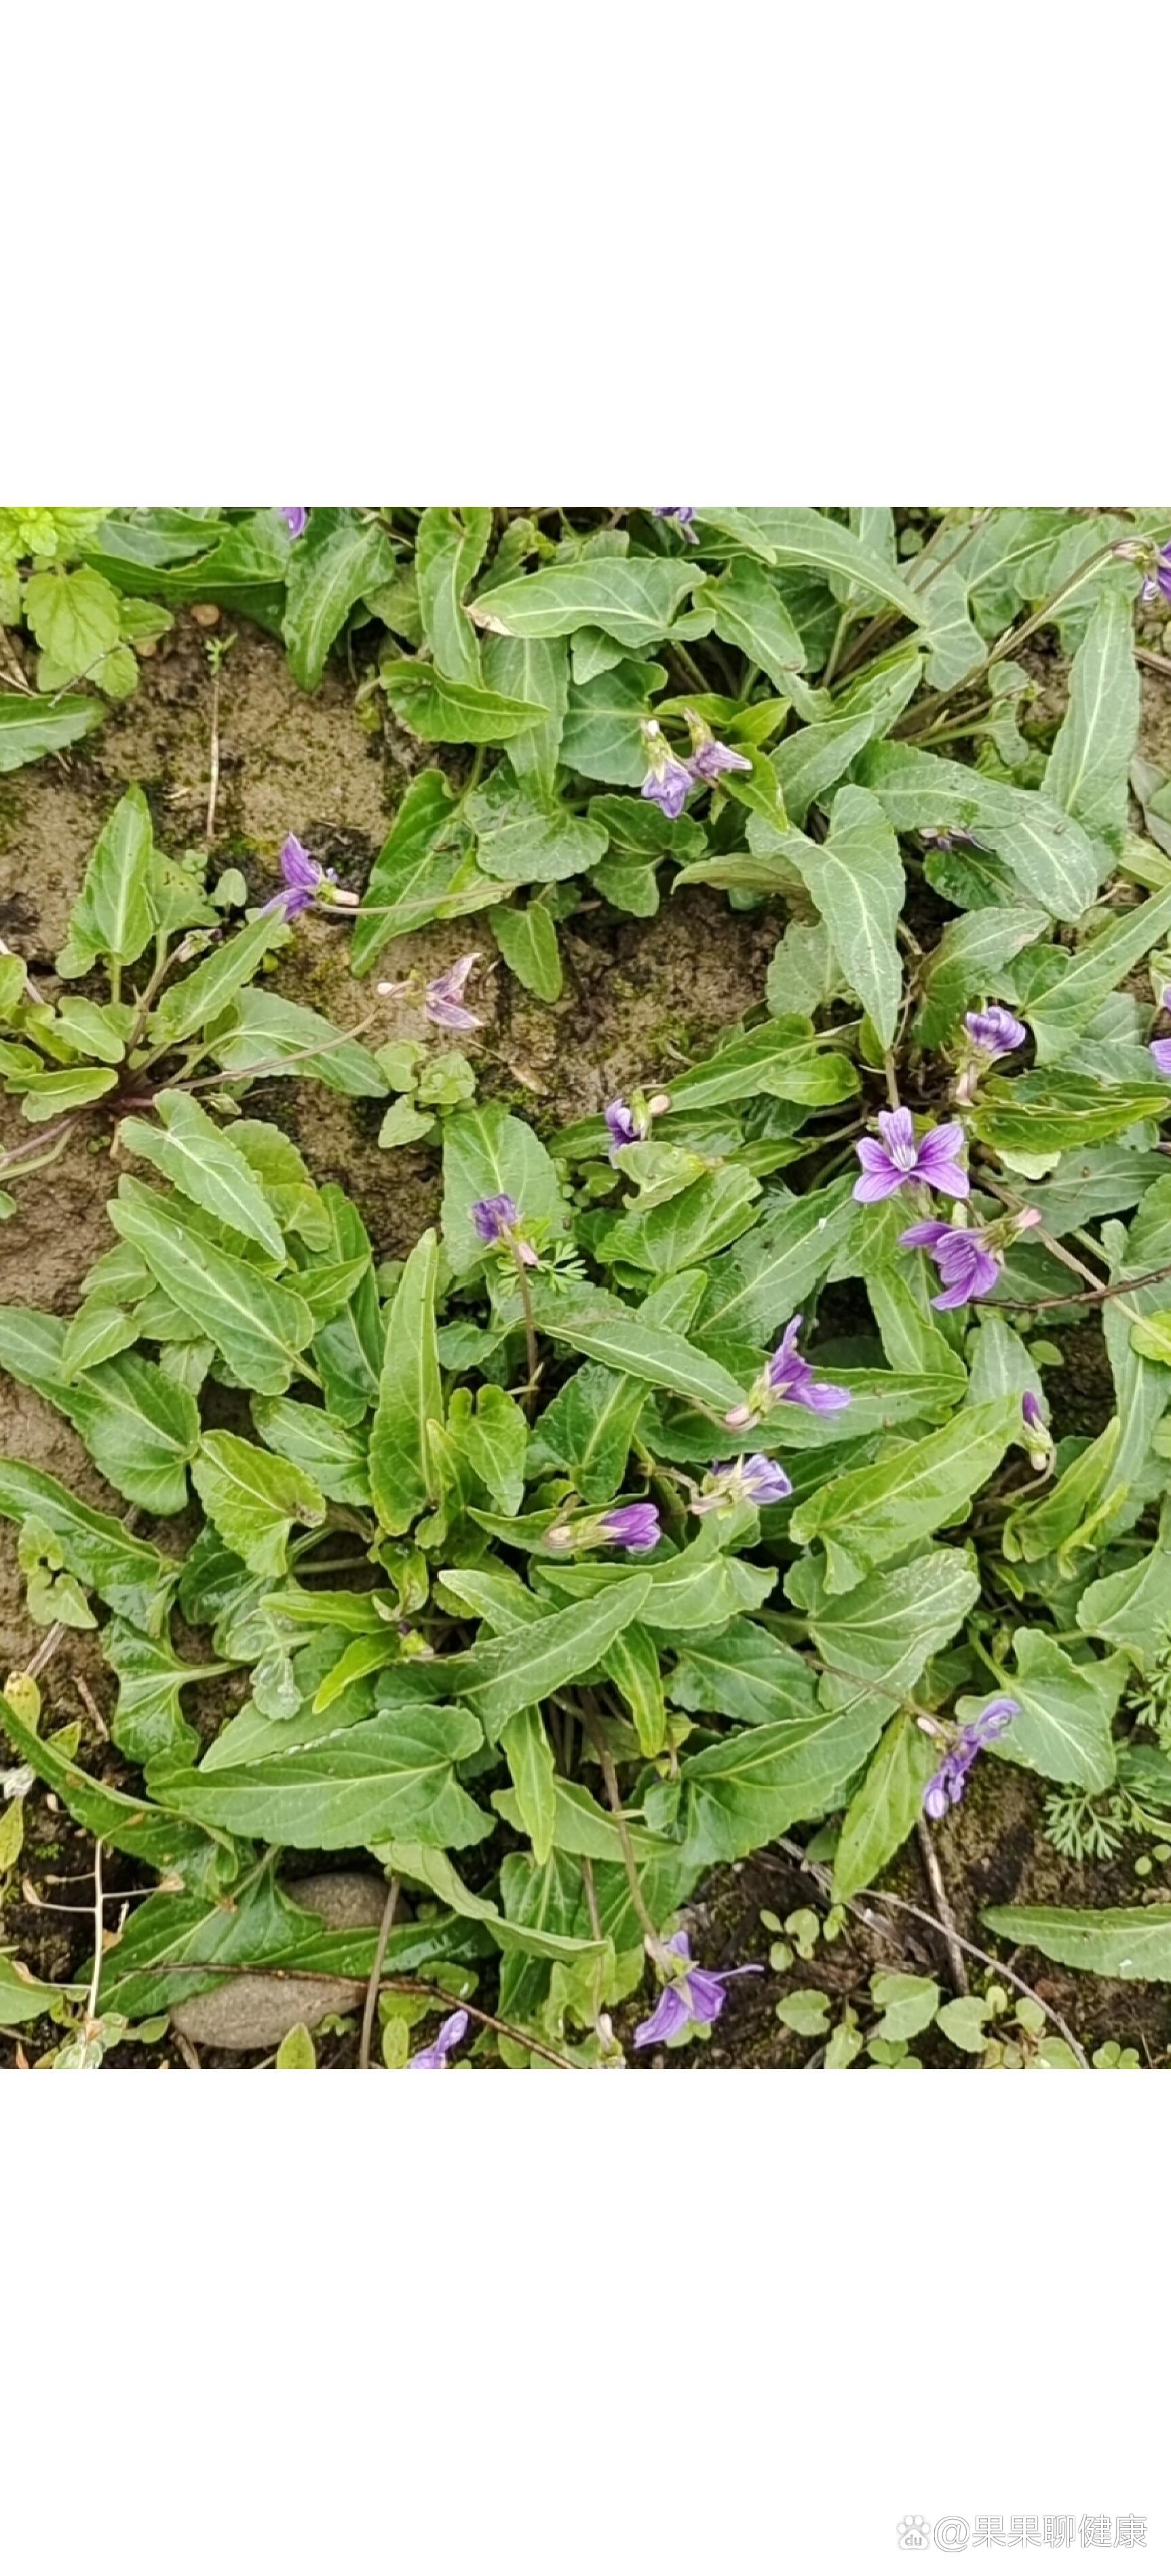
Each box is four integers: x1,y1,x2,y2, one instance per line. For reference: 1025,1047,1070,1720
605,1099,642,1152
766,1315,851,1414
470,1194,539,1266
1141,544,1171,606
1021,1389,1053,1467
426,953,482,1032
407,2008,469,2070
898,1219,1003,1310
691,1454,792,1516
263,833,347,920
684,708,752,783
280,507,309,538
923,1700,1018,1820
598,1502,661,1553
654,507,699,542
1149,1038,1171,1078
964,1006,1027,1061
640,719,693,821
853,1107,969,1205
634,1931,763,2049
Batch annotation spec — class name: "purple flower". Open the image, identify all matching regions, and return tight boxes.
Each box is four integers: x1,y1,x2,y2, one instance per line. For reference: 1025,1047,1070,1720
654,507,699,542
899,1219,1002,1310
1149,1038,1171,1078
1141,545,1171,606
691,1454,793,1516
470,1193,538,1265
598,1502,661,1554
407,2008,469,2069
964,1006,1027,1061
604,1098,642,1153
263,833,332,920
1021,1388,1053,1466
426,952,482,1032
640,720,693,820
853,1107,969,1205
280,507,309,539
764,1314,852,1414
683,708,752,784
634,1931,763,2049
1022,1390,1043,1432
923,1700,1018,1821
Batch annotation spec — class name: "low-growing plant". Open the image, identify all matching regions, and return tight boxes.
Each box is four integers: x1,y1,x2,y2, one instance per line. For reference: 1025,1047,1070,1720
9,503,1171,2066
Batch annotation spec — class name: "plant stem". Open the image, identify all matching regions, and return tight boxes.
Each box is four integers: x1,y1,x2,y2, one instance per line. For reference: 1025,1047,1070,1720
512,1248,540,1415
87,1840,104,2026
915,1819,968,1994
359,1877,400,2069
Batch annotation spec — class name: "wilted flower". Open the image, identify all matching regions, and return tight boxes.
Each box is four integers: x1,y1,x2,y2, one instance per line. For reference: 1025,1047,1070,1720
634,1931,763,2049
263,833,355,921
408,2009,469,2070
470,1194,539,1266
640,719,693,820
923,1700,1018,1820
546,1501,662,1555
684,708,752,784
955,1004,1029,1101
853,1107,969,1204
766,1314,851,1414
919,826,976,853
898,1219,1003,1310
654,507,698,542
1021,1388,1054,1469
280,507,309,538
604,1090,670,1160
1141,544,1171,606
691,1454,792,1516
425,953,482,1032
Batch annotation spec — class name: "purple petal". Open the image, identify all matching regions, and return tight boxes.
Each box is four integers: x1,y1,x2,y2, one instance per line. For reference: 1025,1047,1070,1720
853,1151,902,1203
965,1006,1027,1059
605,1099,640,1152
280,507,309,538
740,1454,793,1504
1149,1039,1171,1078
634,1984,693,2048
426,953,482,1031
472,1193,520,1245
680,1967,731,2024
875,1107,917,1167
691,737,752,781
798,1379,852,1413
640,761,692,820
1022,1391,1043,1431
899,1220,953,1250
599,1502,661,1554
913,1123,970,1196
408,2008,469,2068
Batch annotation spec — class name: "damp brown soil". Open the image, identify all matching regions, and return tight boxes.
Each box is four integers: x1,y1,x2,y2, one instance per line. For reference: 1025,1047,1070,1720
3,612,1171,2071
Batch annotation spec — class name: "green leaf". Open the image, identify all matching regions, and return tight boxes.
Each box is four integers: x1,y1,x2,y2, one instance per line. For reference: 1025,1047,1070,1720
678,1701,889,1869
210,987,389,1097
1023,884,1171,1064
475,556,695,649
58,1299,140,1379
192,1431,326,1577
368,1230,443,1534
792,1547,981,1710
1130,1310,1171,1365
833,1714,939,1902
311,1186,383,1426
283,508,395,690
110,1179,316,1395
979,1630,1127,1790
936,1995,993,2053
18,1065,118,1120
603,1622,668,1758
24,565,121,677
535,1283,745,1413
102,1618,223,1768
147,911,290,1048
600,1164,762,1276
790,1401,1018,1580
252,1397,371,1509
153,1707,490,1851
765,920,844,1020
0,691,104,772
1043,589,1139,837
531,1273,706,1506
775,1988,831,2038
275,2023,317,2068
467,776,606,883
489,900,563,1001
440,1101,568,1275
697,1179,854,1344
483,634,569,799
982,1903,1171,1980
668,1619,821,1728
915,904,1049,1050
50,996,131,1062
970,1072,1171,1155
0,1460,179,1633
455,1384,529,1515
857,741,1102,922
119,1090,286,1257
351,771,467,971
1077,1531,1171,1671
1003,1418,1122,1570
382,658,545,744
664,1019,859,1116
57,786,157,975
500,1705,556,1863
786,784,904,1048
870,1968,941,2042
416,506,492,682
560,658,666,787
433,1576,652,1730
704,559,820,715
0,1309,201,1515
0,1952,86,2027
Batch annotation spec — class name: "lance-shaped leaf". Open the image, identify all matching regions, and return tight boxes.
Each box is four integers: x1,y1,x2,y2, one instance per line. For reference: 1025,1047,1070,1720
16,1065,118,1122
668,1619,821,1728
788,1546,980,1711
147,909,290,1048
1100,1175,1171,1536
1077,1526,1171,1673
1043,588,1139,838
495,1776,668,1867
474,556,696,648
368,1230,443,1534
251,1397,371,1509
540,1540,775,1635
110,1180,315,1395
119,1090,286,1257
382,658,546,745
664,1017,859,1116
535,1283,744,1415
832,1712,939,1903
447,1384,529,1515
697,1179,854,1345
785,785,904,1047
484,634,569,801
193,1431,327,1578
152,1705,490,1851
0,690,104,774
1003,1418,1123,1571
703,558,822,718
1022,882,1171,1064
440,1101,568,1274
311,1185,383,1428
467,778,607,884
433,1576,651,1730
500,1705,557,1863
282,507,396,691
915,903,1050,1050
0,1954,87,2026
981,1903,1171,1982
856,740,1103,922
790,1400,1018,1583
92,1867,478,2022
56,785,157,977
970,1629,1127,1790
209,988,389,1097
678,1701,889,1870
598,1164,762,1276
603,1622,668,1758
530,1272,706,1505
0,1686,213,1876
560,656,666,787
699,507,924,618
351,772,488,971
0,1458,179,1631
970,1071,1171,1155
416,506,492,683
489,897,563,1002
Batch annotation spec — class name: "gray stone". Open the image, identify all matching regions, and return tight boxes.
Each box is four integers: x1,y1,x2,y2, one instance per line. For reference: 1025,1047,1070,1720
170,1872,391,2053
